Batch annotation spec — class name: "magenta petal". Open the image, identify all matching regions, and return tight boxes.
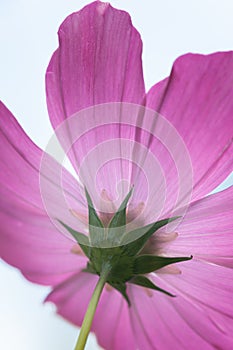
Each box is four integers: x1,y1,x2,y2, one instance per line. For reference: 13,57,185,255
160,259,233,318
155,260,233,348
0,102,87,229
166,186,233,267
129,284,213,350
45,272,97,324
92,287,136,350
0,102,86,216
0,102,88,285
130,271,233,350
147,52,233,200
0,184,87,285
46,1,145,129
0,102,47,209
0,171,88,286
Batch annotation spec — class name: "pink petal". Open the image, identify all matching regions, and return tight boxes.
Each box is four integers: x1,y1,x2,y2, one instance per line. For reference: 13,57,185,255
129,284,212,350
46,1,194,221
130,269,233,350
92,286,136,350
0,184,88,285
46,1,146,207
0,102,86,218
147,52,233,200
46,1,145,129
0,102,88,285
154,259,233,348
45,272,97,324
165,186,233,267
0,102,46,210
160,259,233,318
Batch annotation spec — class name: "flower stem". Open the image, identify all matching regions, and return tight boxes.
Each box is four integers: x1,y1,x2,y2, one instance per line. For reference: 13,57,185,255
74,267,110,350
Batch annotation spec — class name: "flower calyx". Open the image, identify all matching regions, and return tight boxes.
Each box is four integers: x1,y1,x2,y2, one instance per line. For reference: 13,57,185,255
60,188,192,306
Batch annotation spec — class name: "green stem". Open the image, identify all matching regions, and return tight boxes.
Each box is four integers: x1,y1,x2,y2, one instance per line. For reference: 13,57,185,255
74,267,110,350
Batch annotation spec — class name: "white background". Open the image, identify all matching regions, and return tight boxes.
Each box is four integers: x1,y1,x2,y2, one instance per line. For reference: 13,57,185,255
0,0,233,349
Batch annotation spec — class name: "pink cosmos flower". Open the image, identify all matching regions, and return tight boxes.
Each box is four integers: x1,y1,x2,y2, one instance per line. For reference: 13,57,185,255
1,1,233,349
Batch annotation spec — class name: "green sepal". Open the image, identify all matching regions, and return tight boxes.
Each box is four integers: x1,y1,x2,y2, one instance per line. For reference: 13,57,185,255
121,217,180,256
133,255,193,274
107,188,133,243
58,220,89,245
57,220,91,258
85,188,105,245
129,275,175,297
108,281,131,306
108,255,135,283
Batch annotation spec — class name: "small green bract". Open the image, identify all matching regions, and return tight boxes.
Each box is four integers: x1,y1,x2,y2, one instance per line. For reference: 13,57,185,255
60,189,192,305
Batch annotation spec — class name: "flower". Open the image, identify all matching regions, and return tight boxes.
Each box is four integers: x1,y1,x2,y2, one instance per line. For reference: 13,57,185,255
1,1,233,349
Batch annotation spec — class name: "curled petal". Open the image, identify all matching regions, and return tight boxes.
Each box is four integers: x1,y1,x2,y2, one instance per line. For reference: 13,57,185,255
147,52,233,200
